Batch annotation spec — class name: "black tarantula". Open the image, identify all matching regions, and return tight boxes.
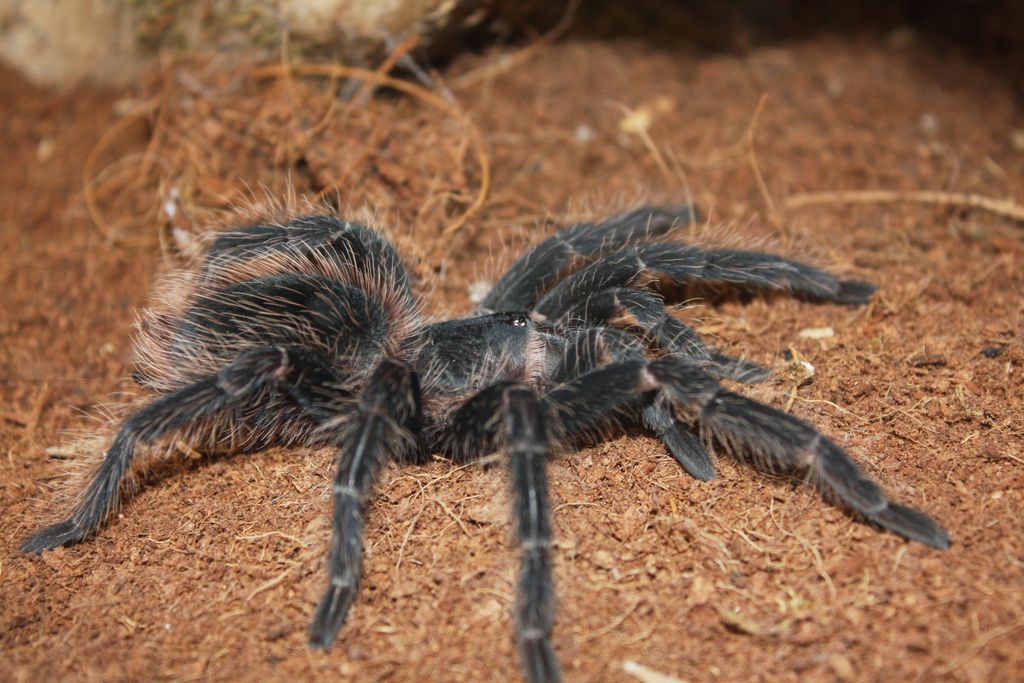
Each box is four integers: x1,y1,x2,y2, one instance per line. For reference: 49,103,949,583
23,205,949,683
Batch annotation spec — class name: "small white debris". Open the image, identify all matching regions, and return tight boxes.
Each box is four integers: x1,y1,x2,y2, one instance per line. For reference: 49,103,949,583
919,113,938,134
593,549,616,570
36,138,55,162
468,280,492,305
798,326,834,340
619,108,652,135
163,200,176,218
113,98,139,116
825,75,844,99
689,575,713,603
775,356,815,385
623,660,689,683
829,654,856,683
574,124,595,142
172,227,197,254
1012,128,1024,152
798,359,815,379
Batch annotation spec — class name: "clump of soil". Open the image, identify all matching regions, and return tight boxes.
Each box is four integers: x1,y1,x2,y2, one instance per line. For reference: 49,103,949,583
2,32,1022,683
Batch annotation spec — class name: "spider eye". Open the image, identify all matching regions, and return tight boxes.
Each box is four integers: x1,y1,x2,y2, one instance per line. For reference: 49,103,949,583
510,313,529,327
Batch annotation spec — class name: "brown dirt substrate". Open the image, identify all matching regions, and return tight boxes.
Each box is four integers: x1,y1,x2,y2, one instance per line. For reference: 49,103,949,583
2,35,1022,683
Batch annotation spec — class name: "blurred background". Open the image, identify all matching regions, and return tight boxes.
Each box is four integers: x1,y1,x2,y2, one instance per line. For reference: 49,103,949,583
2,2,1021,682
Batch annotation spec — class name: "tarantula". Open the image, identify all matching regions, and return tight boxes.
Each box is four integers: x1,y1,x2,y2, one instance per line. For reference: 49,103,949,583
23,205,949,683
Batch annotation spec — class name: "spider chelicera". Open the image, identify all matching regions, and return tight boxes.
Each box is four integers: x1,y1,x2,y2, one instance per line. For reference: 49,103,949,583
22,205,949,683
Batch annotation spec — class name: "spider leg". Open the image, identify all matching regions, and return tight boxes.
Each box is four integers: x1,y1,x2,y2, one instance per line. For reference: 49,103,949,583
641,393,715,481
557,327,716,481
138,272,401,394
535,243,875,320
544,359,949,549
444,384,560,683
555,287,770,383
20,345,345,554
481,205,697,312
309,359,421,649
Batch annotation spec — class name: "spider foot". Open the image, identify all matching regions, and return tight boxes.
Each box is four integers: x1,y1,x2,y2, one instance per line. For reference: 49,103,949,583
309,581,358,649
660,421,716,481
643,404,716,481
20,519,89,554
519,633,561,683
873,502,950,550
708,353,772,384
835,279,876,305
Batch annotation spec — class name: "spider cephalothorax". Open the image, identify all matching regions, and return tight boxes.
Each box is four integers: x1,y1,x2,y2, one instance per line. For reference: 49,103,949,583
23,206,949,683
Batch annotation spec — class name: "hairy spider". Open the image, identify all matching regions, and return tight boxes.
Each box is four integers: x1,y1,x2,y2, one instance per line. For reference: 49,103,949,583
23,205,949,683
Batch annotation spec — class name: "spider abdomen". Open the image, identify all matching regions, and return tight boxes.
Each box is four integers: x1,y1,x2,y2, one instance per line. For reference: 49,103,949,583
140,273,388,393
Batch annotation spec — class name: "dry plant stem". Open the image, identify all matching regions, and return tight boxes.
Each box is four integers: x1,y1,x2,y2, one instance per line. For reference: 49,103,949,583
615,102,675,187
252,63,491,238
622,661,688,683
935,620,1024,675
83,97,161,247
785,189,1024,223
316,122,384,204
451,0,582,90
746,93,780,227
353,34,420,103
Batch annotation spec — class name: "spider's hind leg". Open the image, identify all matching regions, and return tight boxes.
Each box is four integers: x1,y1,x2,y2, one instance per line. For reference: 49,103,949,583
21,345,345,554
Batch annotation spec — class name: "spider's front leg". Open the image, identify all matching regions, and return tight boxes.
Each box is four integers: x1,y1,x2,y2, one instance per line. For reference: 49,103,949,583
309,359,422,648
544,359,949,549
647,358,949,548
445,383,560,683
555,287,771,384
482,205,698,312
535,242,875,319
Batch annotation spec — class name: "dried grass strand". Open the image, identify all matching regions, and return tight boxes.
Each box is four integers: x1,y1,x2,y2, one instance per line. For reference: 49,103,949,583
785,189,1024,223
451,0,582,90
354,33,420,103
252,62,491,238
746,93,780,227
82,96,161,247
